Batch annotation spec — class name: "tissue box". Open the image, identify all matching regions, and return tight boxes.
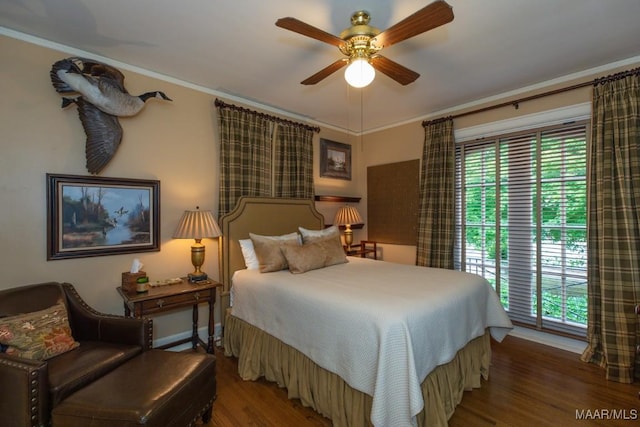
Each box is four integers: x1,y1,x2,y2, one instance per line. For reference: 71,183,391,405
122,271,147,293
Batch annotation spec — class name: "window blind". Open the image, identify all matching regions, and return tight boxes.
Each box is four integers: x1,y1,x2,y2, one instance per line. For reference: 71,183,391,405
455,121,588,337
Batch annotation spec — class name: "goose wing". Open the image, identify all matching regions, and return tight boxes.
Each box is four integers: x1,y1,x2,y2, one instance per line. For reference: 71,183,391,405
73,57,128,93
67,97,123,174
50,57,128,95
50,58,82,94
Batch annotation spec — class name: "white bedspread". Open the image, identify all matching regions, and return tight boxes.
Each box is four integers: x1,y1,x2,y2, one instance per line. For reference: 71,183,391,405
230,257,512,427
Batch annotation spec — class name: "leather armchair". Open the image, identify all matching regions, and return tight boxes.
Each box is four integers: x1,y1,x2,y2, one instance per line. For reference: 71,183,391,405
0,282,152,427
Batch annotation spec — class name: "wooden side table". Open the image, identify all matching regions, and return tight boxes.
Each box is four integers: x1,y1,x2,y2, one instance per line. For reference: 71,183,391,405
344,240,377,260
116,278,221,354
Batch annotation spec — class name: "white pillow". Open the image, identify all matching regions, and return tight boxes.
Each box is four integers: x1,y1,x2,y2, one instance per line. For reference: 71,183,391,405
239,239,259,270
298,225,339,243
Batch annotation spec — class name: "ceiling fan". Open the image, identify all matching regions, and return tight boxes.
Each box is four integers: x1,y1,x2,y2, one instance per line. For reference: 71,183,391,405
275,0,454,88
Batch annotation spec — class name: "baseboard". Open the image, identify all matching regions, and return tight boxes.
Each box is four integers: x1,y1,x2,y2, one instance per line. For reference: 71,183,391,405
510,326,587,354
154,322,223,352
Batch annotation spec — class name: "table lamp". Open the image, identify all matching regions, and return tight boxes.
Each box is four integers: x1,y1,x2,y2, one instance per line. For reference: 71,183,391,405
334,205,363,248
173,206,221,282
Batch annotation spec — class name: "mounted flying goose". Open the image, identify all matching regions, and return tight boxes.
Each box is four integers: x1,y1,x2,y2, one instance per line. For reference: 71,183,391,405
49,57,172,174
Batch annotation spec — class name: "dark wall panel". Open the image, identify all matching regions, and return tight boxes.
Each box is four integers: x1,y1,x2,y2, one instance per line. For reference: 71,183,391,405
367,159,419,245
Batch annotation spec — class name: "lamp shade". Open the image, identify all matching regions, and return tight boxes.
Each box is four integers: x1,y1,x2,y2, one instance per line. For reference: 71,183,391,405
344,58,375,88
334,206,363,226
172,207,221,239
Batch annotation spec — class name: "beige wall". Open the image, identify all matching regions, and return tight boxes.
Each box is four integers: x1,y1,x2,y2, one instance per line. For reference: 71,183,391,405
0,35,355,343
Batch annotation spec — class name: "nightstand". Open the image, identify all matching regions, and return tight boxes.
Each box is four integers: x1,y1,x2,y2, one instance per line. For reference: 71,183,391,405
116,278,221,354
344,240,377,260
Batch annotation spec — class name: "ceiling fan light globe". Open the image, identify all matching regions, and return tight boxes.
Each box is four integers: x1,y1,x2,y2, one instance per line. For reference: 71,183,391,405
344,59,375,88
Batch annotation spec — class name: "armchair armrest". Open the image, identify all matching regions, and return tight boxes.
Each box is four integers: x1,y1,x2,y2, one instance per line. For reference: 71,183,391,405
0,355,49,427
62,283,153,350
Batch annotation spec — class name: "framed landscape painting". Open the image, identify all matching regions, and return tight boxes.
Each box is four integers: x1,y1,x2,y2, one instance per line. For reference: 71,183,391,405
47,174,160,260
320,138,351,180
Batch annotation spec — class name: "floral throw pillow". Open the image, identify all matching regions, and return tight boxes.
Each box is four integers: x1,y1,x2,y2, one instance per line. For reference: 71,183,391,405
0,301,79,360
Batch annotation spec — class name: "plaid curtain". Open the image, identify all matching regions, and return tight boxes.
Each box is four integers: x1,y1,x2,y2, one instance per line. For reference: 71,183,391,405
416,119,455,268
217,106,273,218
581,71,640,383
274,124,314,199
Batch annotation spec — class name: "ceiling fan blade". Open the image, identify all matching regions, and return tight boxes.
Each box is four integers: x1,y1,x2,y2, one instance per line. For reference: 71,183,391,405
370,55,420,86
374,0,454,49
276,17,345,47
301,59,348,85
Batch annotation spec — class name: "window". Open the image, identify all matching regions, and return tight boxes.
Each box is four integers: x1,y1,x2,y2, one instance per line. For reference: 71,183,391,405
455,122,588,337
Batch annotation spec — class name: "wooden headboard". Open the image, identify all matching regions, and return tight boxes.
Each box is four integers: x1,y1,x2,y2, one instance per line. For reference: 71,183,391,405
219,197,324,302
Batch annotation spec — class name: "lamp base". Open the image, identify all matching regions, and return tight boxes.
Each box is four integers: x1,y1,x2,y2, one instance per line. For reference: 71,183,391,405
188,272,208,283
343,227,354,248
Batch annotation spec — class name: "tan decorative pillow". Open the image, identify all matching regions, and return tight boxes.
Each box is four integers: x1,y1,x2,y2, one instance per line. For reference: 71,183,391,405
281,234,348,274
250,232,300,273
0,301,79,360
298,225,340,243
299,225,347,265
316,235,348,267
280,241,327,274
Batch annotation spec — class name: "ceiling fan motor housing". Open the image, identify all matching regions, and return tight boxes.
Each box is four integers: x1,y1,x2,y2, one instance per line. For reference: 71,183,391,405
339,11,382,59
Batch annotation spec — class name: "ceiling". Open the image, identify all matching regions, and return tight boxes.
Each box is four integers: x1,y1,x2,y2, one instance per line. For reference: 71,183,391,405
2,0,640,133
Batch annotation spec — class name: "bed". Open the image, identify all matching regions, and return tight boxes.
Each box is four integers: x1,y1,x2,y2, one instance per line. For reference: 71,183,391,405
221,197,512,427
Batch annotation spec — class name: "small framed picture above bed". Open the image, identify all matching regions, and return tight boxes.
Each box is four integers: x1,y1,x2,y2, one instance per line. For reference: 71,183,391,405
320,138,351,180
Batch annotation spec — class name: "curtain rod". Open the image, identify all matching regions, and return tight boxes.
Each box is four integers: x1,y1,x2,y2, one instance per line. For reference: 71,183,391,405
422,66,640,127
214,98,320,133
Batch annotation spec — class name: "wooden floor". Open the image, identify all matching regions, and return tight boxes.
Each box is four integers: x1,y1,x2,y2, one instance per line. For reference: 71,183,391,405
204,335,639,426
